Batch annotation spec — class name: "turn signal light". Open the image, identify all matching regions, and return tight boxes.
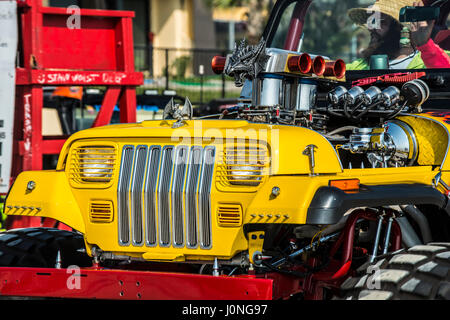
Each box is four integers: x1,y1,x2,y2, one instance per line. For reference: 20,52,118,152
212,56,227,74
329,179,360,192
324,59,346,79
287,53,312,74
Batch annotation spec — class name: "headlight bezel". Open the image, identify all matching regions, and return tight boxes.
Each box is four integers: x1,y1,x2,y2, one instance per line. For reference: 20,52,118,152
68,142,118,189
218,142,270,190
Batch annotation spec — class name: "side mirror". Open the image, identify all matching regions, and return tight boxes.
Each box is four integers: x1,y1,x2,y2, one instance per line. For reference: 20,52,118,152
399,6,440,22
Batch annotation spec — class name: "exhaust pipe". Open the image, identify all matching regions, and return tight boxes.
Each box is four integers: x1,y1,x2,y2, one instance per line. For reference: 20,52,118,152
288,54,345,79
211,56,227,74
312,56,326,76
288,53,312,74
324,59,346,79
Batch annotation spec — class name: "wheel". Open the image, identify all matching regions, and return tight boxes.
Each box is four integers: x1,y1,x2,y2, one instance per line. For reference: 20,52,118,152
339,243,450,300
0,228,92,268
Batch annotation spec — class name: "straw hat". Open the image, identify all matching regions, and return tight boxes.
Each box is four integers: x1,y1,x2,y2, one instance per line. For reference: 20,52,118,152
348,0,418,25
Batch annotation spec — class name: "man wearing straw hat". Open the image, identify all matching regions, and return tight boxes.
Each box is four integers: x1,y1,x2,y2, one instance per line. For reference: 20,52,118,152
347,0,450,70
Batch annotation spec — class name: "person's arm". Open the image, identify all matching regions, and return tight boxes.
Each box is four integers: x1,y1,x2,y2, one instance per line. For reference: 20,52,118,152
409,1,450,68
417,39,450,68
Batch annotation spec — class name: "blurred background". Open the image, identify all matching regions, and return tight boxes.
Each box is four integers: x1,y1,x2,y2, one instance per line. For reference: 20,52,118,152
43,0,375,128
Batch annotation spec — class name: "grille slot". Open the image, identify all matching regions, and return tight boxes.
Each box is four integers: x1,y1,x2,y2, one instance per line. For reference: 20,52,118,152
172,146,189,247
144,146,161,247
70,146,116,184
117,146,134,245
117,145,215,250
130,146,148,246
199,147,215,249
185,147,203,248
158,146,174,247
89,201,114,223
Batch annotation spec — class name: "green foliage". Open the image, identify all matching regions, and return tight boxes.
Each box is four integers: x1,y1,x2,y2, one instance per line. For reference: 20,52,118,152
171,55,192,80
206,0,368,61
301,0,363,62
203,0,247,8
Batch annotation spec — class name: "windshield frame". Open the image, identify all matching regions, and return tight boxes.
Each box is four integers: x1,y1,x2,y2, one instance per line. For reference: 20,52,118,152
262,0,312,51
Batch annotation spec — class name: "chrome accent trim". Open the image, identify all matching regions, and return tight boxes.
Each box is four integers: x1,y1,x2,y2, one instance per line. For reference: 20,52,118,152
130,145,148,246
171,146,189,248
144,146,161,247
158,146,174,247
388,120,418,166
185,146,203,249
198,146,216,249
117,145,134,246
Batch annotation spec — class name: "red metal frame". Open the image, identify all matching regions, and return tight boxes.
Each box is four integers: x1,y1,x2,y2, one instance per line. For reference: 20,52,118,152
12,0,143,177
283,0,312,51
0,267,274,300
8,0,143,228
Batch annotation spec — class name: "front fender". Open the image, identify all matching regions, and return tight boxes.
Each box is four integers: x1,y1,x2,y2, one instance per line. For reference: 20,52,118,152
306,184,448,225
4,171,85,233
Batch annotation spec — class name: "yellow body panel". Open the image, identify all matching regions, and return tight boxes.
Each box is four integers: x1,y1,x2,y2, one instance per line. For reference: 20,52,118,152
56,120,343,176
4,118,448,262
397,115,449,167
5,171,86,234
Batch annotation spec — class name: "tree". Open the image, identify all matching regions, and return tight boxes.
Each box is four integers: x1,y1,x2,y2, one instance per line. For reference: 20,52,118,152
301,0,365,61
204,0,275,44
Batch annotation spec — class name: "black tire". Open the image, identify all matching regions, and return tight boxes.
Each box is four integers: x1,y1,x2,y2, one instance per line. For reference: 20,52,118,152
339,243,450,300
0,228,92,268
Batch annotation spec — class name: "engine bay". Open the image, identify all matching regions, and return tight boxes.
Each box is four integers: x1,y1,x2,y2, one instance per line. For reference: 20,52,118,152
207,38,450,170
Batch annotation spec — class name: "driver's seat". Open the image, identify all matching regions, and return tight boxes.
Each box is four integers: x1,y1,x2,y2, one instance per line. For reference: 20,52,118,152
426,0,450,49
434,30,450,50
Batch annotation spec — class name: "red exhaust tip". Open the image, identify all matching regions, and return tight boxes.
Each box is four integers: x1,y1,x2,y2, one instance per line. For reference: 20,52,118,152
212,56,227,74
288,53,312,74
324,59,346,79
312,56,326,76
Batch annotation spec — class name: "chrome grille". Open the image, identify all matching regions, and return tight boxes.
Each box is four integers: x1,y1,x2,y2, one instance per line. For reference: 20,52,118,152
117,144,215,250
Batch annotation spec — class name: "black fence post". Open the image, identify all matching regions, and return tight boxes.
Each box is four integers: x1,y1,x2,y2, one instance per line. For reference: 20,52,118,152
148,44,153,77
165,48,169,90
